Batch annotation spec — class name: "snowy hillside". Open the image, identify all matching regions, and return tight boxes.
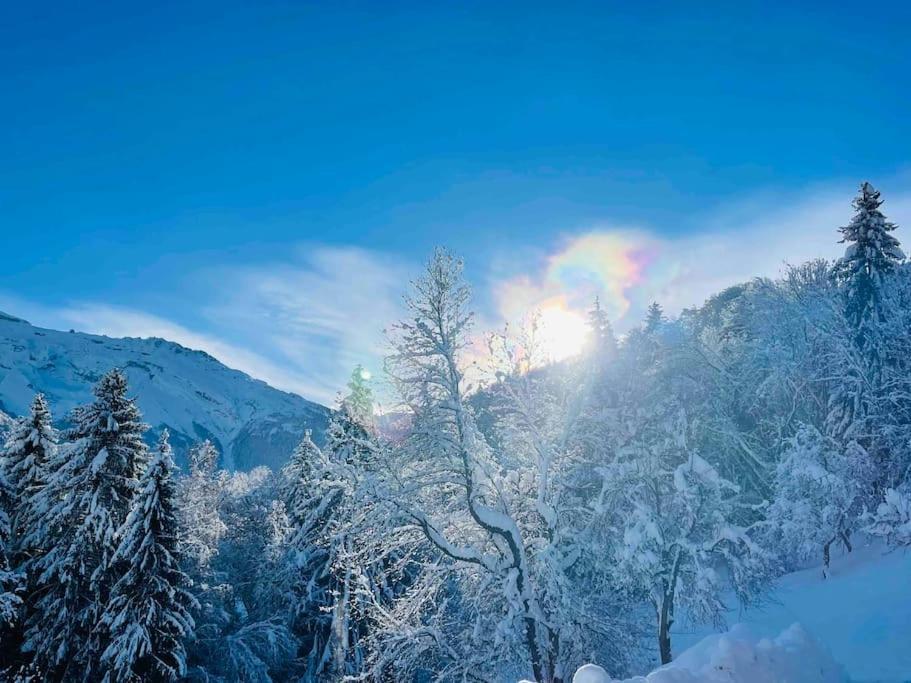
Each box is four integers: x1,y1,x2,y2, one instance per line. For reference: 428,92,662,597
0,311,330,470
670,541,911,683
569,542,911,682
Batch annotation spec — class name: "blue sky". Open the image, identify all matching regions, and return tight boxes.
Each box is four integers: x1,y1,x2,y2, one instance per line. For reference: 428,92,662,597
2,1,910,403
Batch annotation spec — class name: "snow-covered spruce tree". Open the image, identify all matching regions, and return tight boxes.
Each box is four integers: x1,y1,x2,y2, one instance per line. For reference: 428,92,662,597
644,301,665,334
344,364,375,428
833,181,904,347
767,424,876,576
0,457,24,666
24,369,148,680
372,248,631,683
828,183,905,460
0,394,56,674
1,394,57,567
586,296,616,363
100,431,196,683
279,429,339,675
176,440,226,574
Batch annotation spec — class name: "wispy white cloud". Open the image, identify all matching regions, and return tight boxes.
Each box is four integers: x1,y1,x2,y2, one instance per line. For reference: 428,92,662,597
0,246,411,406
200,245,410,404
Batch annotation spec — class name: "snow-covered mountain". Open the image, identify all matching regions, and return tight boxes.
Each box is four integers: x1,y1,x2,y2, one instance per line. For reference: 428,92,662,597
0,311,330,471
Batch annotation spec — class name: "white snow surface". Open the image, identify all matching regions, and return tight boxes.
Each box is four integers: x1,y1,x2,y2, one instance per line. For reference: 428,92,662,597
566,541,911,683
0,311,329,470
672,540,911,682
571,623,845,683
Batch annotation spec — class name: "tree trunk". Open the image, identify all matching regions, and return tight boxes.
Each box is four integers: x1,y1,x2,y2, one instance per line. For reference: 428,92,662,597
841,529,853,553
658,598,673,665
822,538,832,579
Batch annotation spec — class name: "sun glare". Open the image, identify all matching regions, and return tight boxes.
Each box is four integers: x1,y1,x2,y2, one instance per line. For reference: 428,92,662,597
536,304,589,363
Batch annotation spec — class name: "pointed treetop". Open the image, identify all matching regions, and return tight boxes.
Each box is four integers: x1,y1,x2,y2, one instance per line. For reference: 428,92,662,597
835,181,905,333
645,302,665,332
188,439,219,475
343,364,374,426
155,429,174,462
587,296,616,358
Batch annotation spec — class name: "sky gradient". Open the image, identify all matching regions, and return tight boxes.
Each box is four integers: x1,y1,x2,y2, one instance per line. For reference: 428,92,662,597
2,1,910,403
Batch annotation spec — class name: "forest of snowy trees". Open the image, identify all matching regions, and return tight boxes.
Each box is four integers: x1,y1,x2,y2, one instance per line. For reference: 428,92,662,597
2,182,911,682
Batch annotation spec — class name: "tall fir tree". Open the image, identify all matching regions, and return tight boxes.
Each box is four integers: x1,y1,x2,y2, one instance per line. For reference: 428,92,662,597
344,365,375,427
1,394,57,565
586,296,617,361
834,181,904,347
0,458,24,665
645,301,665,333
827,184,905,467
100,431,196,683
24,369,148,681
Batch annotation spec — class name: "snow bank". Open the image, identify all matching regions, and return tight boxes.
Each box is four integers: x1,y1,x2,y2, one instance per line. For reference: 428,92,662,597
570,623,846,683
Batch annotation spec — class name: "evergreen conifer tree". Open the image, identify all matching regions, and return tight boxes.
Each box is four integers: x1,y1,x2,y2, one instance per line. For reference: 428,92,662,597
645,301,665,333
1,394,56,565
0,461,23,654
24,369,148,680
100,431,196,683
834,181,904,347
586,296,616,360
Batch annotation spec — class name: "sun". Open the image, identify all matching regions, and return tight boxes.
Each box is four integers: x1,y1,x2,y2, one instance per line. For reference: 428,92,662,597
535,304,589,363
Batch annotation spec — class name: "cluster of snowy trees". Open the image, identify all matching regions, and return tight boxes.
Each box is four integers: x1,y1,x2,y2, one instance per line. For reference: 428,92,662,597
0,374,194,682
1,182,909,682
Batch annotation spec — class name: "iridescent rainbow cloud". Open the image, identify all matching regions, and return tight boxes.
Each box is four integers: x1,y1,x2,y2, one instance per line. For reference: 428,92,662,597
495,229,664,328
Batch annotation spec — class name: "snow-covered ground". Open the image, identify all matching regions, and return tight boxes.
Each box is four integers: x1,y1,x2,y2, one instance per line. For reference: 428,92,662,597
672,540,911,682
569,540,910,683
574,623,846,682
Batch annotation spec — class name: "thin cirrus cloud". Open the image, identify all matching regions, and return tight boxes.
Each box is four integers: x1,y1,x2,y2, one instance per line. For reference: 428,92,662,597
0,246,411,406
199,245,411,404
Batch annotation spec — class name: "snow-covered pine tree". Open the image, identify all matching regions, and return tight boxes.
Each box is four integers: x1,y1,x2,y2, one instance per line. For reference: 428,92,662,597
344,365,375,428
100,430,196,683
644,301,665,333
827,183,905,479
280,431,340,676
586,296,617,362
834,181,904,346
1,394,57,566
0,457,23,657
24,369,148,680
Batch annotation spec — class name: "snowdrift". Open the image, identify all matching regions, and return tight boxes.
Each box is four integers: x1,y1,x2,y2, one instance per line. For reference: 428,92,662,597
571,623,846,683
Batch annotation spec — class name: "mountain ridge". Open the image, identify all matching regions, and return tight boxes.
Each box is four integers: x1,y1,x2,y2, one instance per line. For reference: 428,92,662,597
0,311,330,471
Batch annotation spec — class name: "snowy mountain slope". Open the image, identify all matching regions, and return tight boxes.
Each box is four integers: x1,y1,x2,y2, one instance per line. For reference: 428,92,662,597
0,311,330,470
